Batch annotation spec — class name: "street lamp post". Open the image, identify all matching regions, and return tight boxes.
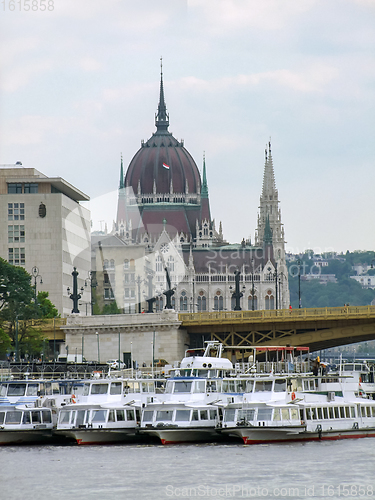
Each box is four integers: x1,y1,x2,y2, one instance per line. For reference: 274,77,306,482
297,259,302,308
231,270,244,311
85,271,97,315
31,266,43,316
251,259,255,311
67,267,84,314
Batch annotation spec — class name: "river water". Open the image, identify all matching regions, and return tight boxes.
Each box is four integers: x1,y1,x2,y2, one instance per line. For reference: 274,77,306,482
0,439,374,500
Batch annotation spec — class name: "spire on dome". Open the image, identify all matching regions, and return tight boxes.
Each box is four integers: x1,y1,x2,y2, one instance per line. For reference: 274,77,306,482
201,151,208,198
155,57,169,134
119,154,124,190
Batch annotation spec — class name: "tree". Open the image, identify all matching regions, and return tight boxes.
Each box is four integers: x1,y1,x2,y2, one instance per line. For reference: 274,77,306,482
101,301,122,315
0,258,58,360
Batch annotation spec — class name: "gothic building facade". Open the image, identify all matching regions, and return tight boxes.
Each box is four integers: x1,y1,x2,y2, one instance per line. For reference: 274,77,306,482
93,69,290,314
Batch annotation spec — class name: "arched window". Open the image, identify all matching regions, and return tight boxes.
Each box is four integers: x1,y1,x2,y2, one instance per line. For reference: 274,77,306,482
248,295,258,310
103,259,109,270
167,256,174,272
265,290,274,310
110,259,115,269
214,293,224,311
197,294,207,311
124,259,129,270
180,291,188,311
155,296,163,312
156,256,163,272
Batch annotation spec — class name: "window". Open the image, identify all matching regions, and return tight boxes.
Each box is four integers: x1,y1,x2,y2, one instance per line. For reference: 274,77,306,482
8,225,25,243
156,256,163,272
8,183,22,194
126,410,135,421
24,183,38,193
197,294,206,311
104,288,114,300
5,411,22,424
248,295,258,310
116,410,125,422
142,411,154,423
8,203,25,221
200,410,208,420
124,259,130,270
214,294,224,311
167,256,174,272
91,410,107,423
180,291,188,311
274,379,286,392
175,410,190,421
257,408,273,421
156,410,173,422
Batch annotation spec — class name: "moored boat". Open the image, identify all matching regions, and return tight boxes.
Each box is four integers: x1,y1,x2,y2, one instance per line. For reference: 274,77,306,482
0,405,53,445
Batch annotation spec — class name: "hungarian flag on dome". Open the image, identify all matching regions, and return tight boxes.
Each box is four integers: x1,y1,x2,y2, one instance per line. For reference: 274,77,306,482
162,162,170,170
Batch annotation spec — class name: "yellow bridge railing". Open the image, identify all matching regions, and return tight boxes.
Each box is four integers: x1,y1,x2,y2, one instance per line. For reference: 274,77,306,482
179,305,375,325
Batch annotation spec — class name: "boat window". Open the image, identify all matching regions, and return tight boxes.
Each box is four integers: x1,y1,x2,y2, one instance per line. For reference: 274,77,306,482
343,364,353,371
355,364,362,371
206,381,217,392
209,409,217,420
351,407,356,418
194,369,208,377
274,379,286,392
192,410,199,421
303,381,309,391
0,385,7,397
31,411,42,424
255,381,273,392
26,384,39,396
222,380,236,393
367,407,371,418
344,407,350,418
193,381,206,393
372,407,375,417
340,407,345,418
323,407,328,419
142,411,154,423
52,383,60,395
110,382,122,395
5,411,22,424
238,409,255,422
0,412,4,425
141,382,155,393
273,409,281,421
116,410,125,422
92,410,107,423
334,407,340,419
236,380,247,393
22,411,31,424
108,410,115,422
76,410,86,427
305,408,312,420
245,380,254,393
42,410,52,424
291,379,303,392
200,410,208,420
174,381,192,393
290,408,299,420
59,411,70,424
175,410,190,421
257,408,272,421
126,410,135,421
329,407,334,419
281,408,290,420
7,384,26,396
224,409,236,423
156,410,173,422
317,408,323,420
91,384,109,395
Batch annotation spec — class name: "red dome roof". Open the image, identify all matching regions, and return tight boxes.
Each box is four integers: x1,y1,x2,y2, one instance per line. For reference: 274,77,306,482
125,133,201,195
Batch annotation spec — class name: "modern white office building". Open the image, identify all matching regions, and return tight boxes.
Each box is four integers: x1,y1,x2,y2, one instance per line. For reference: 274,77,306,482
0,165,91,316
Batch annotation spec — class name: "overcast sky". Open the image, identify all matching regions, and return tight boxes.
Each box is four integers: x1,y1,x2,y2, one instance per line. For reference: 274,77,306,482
1,0,374,255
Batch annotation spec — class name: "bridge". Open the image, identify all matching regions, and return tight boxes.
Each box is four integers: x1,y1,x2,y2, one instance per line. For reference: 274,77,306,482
179,305,375,353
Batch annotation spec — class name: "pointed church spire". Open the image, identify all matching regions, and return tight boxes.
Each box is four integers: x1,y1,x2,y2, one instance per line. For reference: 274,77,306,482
262,139,276,198
119,154,124,190
201,151,208,198
155,57,169,134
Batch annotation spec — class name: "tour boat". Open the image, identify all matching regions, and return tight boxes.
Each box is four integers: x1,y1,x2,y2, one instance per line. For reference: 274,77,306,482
54,402,141,445
0,405,54,445
140,401,220,444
